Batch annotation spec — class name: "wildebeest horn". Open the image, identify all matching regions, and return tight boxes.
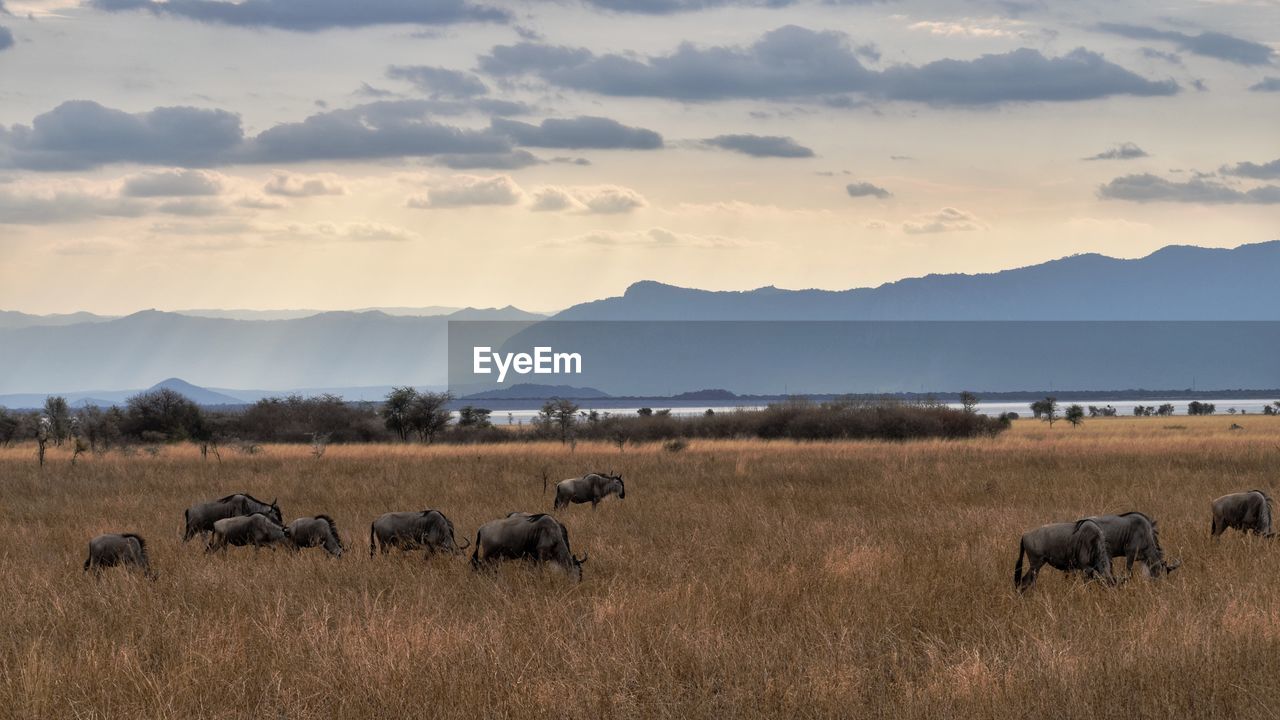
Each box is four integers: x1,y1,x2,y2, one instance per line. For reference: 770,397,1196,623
576,552,588,564
457,537,471,550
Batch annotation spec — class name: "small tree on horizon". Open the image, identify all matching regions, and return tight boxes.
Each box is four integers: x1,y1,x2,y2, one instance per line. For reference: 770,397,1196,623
1031,397,1059,427
959,391,979,414
1064,404,1085,428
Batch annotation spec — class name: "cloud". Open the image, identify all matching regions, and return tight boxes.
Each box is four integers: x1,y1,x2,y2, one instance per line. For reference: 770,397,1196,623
549,227,747,249
0,26,12,52
408,174,523,208
1099,173,1280,204
1094,23,1274,66
387,65,489,97
526,184,648,213
845,181,891,199
0,100,244,171
490,116,663,149
433,149,543,169
156,198,227,216
479,26,1178,105
1250,77,1280,92
530,186,577,212
280,222,419,243
1221,158,1280,180
122,169,224,197
89,0,510,31
1083,142,1148,161
902,207,984,234
262,171,347,197
703,134,813,158
0,186,147,224
1139,47,1183,66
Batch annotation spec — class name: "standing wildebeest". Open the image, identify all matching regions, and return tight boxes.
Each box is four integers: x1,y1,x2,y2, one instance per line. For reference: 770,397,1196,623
1211,490,1274,537
553,472,624,510
183,493,282,542
84,533,154,577
471,513,587,582
369,509,468,558
288,515,344,557
1087,512,1180,578
1014,518,1115,592
206,513,291,553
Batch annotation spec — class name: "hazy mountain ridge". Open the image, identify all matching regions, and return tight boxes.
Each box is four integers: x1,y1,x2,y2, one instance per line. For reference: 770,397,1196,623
554,241,1280,320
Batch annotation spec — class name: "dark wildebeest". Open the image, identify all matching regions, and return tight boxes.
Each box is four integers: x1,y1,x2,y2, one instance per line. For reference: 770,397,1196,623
1086,512,1180,578
1211,490,1274,537
206,513,291,553
288,515,344,557
369,510,468,558
471,513,587,582
183,493,282,542
1014,518,1115,592
553,473,624,510
84,533,154,578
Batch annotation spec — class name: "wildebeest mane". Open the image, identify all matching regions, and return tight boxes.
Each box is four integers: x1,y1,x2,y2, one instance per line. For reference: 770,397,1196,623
315,514,342,549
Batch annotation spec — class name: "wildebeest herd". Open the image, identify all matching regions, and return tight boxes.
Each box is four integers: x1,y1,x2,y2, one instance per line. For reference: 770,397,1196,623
83,471,625,583
1013,489,1273,592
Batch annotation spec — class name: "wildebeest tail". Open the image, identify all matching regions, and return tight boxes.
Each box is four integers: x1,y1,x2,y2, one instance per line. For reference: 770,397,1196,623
182,509,191,542
369,523,376,558
1013,539,1025,589
469,531,482,569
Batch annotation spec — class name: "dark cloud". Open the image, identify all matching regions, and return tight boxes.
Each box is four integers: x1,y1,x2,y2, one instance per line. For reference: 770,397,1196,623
1250,77,1280,92
433,150,543,169
0,99,534,170
1139,47,1183,66
239,100,511,163
1083,142,1148,161
1095,23,1274,66
263,171,347,197
1099,173,1280,204
704,134,813,158
479,26,1178,105
490,116,663,149
0,101,244,171
845,181,891,199
386,65,489,97
90,0,509,31
569,0,891,13
0,26,13,52
122,169,224,197
1221,158,1280,180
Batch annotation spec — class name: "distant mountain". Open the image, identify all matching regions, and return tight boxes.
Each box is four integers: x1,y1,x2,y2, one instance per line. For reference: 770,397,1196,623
148,378,245,405
462,383,611,400
174,306,464,321
555,241,1280,320
0,310,115,329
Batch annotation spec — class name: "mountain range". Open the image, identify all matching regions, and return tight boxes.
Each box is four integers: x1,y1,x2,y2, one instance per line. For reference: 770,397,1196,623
3,241,1279,400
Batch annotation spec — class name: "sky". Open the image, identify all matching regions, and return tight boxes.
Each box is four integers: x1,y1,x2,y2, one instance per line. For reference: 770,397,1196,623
0,0,1277,315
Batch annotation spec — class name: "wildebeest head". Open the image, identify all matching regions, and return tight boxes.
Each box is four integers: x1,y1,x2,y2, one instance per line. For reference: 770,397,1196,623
608,473,624,500
1143,520,1180,577
268,499,283,525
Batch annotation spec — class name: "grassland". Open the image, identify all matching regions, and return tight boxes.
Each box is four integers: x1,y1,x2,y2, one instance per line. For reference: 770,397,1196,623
2,416,1280,719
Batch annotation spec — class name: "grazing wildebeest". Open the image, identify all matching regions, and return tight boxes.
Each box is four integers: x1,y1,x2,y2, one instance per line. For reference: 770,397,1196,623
553,472,624,510
206,513,291,553
369,510,468,558
84,533,154,577
1014,518,1115,592
471,513,587,582
183,493,281,542
288,515,344,557
1211,490,1274,537
1087,512,1180,578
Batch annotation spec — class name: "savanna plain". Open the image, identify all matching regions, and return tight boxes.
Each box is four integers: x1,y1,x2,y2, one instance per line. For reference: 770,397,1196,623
3,417,1280,719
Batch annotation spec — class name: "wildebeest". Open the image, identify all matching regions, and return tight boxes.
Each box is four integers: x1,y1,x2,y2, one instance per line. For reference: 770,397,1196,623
553,472,624,510
471,513,587,582
1211,490,1274,537
183,493,282,542
1086,512,1180,578
369,509,468,558
288,515,344,557
206,513,291,553
84,533,154,577
1014,518,1115,592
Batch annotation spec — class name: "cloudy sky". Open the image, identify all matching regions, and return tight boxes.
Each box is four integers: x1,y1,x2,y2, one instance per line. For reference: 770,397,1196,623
1,0,1277,314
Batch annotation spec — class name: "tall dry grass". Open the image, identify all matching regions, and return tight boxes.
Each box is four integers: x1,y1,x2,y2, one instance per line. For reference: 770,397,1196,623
2,416,1279,719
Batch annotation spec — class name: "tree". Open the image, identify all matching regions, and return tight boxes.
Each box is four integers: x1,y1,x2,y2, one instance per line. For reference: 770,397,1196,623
1157,403,1175,416
637,407,653,417
43,396,71,446
409,392,453,443
1188,401,1216,416
0,408,18,447
1064,404,1085,428
382,387,418,441
1031,397,1059,427
959,391,979,414
457,406,493,428
538,398,579,443
122,389,207,441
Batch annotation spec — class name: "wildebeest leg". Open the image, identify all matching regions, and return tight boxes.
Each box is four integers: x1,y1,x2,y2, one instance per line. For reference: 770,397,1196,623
1125,549,1137,577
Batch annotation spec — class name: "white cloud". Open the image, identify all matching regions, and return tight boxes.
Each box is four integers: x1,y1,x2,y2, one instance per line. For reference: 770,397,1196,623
902,207,986,234
408,174,524,208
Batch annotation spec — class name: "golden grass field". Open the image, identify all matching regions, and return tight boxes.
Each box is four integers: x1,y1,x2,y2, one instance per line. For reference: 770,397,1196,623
3,416,1280,719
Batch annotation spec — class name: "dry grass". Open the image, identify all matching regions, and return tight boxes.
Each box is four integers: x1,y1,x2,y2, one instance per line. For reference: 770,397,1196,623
2,416,1280,719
